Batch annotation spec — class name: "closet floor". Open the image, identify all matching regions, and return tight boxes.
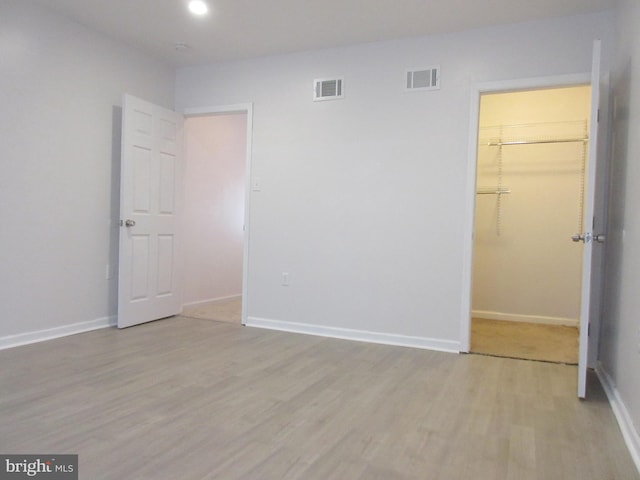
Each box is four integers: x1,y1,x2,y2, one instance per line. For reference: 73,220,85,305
471,318,579,364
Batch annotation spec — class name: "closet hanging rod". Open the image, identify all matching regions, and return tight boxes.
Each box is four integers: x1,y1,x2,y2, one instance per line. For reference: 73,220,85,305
476,187,511,195
485,137,588,147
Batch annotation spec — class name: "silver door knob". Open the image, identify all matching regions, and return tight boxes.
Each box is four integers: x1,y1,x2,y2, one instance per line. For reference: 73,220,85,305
594,234,606,243
125,219,136,227
572,232,593,243
571,233,585,243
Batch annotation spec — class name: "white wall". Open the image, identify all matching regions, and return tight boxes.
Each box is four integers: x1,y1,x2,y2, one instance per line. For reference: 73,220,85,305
183,114,247,305
176,12,615,349
598,0,640,465
473,87,591,325
0,1,174,344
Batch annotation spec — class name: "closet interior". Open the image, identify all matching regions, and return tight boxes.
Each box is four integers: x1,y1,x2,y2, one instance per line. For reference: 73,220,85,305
470,86,591,364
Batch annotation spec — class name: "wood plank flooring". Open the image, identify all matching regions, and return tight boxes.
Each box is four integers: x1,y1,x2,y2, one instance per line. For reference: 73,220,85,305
0,317,637,480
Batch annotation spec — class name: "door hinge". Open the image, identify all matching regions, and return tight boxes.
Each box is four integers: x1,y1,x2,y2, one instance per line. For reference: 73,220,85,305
588,323,591,337
597,108,601,123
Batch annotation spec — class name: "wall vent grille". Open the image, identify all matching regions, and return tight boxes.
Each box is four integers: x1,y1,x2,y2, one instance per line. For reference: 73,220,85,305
314,78,344,101
405,67,440,91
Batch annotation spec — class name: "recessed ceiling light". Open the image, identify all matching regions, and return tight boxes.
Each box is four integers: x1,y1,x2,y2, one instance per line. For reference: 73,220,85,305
188,0,209,16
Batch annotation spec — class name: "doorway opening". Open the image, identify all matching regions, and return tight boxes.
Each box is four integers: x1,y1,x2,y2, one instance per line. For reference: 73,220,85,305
470,85,591,364
181,111,249,324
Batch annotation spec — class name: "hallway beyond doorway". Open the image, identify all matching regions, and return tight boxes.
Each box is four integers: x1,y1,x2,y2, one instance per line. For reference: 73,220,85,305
182,297,242,324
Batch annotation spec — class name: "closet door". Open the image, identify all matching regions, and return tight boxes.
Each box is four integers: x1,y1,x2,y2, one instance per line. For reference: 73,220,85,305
576,40,606,398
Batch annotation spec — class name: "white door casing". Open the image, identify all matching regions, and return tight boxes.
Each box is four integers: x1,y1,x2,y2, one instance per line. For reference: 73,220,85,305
461,72,592,351
118,94,184,328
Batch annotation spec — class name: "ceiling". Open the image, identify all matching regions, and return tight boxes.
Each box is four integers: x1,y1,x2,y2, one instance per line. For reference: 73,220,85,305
31,0,618,67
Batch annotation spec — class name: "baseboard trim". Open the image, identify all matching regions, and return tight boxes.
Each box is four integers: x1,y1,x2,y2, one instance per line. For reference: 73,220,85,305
472,310,578,327
0,316,116,351
182,294,242,308
596,362,640,475
246,317,460,353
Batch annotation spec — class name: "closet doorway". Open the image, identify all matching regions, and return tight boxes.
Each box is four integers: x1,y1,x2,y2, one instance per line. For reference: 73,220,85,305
470,86,591,364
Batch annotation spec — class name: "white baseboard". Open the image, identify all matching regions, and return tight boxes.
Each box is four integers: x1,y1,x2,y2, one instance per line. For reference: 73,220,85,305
472,310,578,327
182,294,242,308
596,362,640,475
0,316,116,351
246,316,460,353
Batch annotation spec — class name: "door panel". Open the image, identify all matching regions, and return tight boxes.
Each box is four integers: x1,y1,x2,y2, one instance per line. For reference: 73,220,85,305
577,40,604,398
118,94,184,328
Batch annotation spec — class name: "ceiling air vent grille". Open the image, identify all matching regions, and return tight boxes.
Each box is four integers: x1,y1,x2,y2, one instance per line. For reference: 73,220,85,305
405,66,440,91
314,78,344,101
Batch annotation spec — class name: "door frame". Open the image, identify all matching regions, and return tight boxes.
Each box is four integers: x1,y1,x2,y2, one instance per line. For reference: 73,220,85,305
182,103,254,325
459,73,591,353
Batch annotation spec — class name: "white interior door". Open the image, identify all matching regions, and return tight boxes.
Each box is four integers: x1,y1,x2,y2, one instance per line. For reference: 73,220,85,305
577,40,606,398
118,94,184,328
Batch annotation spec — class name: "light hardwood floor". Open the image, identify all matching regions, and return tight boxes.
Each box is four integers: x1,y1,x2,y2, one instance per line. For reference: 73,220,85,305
0,317,637,480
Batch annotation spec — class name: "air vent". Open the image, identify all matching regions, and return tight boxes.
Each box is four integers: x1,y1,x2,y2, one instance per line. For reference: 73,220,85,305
405,66,440,91
314,78,344,101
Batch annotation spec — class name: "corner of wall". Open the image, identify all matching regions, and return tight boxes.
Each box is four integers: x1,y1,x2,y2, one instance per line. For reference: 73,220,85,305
596,363,640,475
